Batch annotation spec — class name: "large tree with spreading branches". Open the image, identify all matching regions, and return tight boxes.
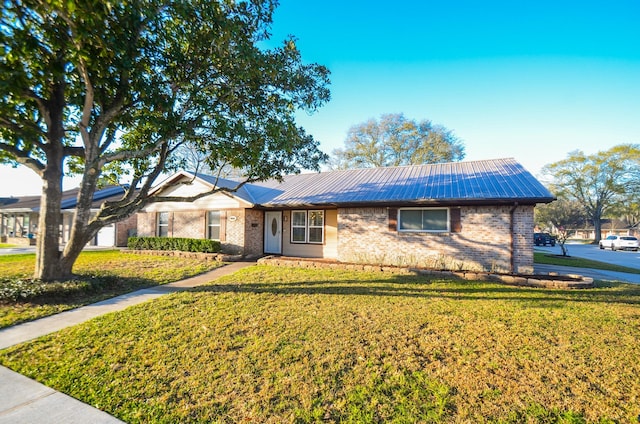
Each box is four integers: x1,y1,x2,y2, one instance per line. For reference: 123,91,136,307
329,113,464,170
542,144,640,243
0,0,330,280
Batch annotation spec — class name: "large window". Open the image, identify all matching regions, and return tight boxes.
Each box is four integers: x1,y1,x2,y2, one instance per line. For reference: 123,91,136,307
399,208,449,232
207,211,221,240
291,210,324,244
157,212,169,237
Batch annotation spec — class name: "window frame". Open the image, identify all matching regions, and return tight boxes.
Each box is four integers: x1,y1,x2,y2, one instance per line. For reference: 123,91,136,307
398,207,450,233
290,210,325,244
157,211,169,237
207,210,221,240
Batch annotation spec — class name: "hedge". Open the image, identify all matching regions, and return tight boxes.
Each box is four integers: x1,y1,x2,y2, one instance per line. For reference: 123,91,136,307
127,237,221,253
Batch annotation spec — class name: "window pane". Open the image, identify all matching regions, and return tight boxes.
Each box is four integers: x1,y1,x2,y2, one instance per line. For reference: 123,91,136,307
208,226,220,240
309,211,324,227
309,228,323,243
158,226,168,237
399,210,422,230
292,211,306,226
158,212,169,225
292,227,306,242
208,211,220,225
423,209,448,231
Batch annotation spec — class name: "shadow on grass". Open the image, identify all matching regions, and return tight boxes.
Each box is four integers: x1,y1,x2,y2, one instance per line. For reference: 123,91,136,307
192,275,640,306
6,275,161,307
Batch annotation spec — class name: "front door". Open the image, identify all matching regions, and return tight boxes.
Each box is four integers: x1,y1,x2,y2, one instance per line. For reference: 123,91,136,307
264,211,282,254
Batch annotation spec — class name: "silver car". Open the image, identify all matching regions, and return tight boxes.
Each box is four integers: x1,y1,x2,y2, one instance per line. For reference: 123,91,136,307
599,235,640,251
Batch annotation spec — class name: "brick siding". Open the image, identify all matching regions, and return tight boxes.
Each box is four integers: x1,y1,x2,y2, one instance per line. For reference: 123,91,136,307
136,208,264,257
337,205,534,274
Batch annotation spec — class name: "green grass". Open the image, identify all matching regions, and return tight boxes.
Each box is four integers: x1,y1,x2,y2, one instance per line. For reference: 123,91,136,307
1,265,639,423
0,243,17,248
534,251,640,274
0,250,224,328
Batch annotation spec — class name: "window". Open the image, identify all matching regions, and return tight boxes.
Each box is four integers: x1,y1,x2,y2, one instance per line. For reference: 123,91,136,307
291,211,307,243
157,212,169,237
291,210,324,244
207,211,221,240
399,208,449,232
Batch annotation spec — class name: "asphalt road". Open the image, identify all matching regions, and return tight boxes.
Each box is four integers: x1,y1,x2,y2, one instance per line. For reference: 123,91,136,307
534,242,640,284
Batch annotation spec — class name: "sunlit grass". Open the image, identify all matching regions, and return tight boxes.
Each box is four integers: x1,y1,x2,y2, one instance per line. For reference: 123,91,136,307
2,265,639,422
534,251,640,274
0,250,223,328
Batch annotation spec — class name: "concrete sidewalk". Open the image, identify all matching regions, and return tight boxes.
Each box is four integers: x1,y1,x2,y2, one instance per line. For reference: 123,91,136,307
0,261,255,424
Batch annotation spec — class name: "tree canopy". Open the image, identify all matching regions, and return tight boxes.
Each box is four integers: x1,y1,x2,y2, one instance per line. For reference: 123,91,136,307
329,113,464,169
0,0,330,280
542,144,640,242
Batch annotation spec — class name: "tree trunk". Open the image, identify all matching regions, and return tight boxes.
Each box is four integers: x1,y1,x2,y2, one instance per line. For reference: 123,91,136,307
34,158,65,280
593,217,602,243
59,173,101,276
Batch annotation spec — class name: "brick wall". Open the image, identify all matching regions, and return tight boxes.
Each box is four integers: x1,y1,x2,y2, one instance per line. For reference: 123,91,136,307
337,205,535,274
172,211,204,239
136,208,265,257
244,209,264,257
115,214,138,246
137,212,156,237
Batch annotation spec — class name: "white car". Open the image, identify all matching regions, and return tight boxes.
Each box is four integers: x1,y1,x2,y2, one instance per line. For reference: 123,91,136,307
599,235,640,251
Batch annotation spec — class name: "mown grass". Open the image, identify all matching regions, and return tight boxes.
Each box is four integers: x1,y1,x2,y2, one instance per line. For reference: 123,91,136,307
1,265,639,423
0,243,17,248
0,250,223,328
534,251,640,274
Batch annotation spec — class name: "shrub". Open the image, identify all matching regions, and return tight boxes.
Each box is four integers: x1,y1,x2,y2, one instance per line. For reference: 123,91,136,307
127,237,221,253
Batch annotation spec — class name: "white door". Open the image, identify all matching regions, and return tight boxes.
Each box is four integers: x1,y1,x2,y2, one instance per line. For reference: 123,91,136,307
264,211,282,254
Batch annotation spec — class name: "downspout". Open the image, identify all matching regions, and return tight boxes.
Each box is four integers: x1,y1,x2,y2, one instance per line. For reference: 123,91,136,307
509,202,519,274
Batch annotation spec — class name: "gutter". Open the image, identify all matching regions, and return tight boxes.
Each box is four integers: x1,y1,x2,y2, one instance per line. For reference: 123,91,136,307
509,202,519,273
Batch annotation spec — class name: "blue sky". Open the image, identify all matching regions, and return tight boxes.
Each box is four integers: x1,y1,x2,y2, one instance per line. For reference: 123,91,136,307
1,0,639,196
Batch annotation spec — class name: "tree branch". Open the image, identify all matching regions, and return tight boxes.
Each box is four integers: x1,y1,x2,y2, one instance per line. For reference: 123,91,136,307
0,141,45,174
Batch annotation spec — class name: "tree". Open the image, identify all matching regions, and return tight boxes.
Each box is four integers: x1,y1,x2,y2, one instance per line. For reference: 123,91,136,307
329,113,464,169
542,144,640,243
0,0,330,281
535,197,587,256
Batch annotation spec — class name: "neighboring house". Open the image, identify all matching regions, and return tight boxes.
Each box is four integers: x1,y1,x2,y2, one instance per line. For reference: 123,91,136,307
567,219,638,240
0,186,137,247
138,158,555,274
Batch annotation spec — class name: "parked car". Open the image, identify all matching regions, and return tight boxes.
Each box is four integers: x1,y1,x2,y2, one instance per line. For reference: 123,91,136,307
599,235,640,251
534,232,556,246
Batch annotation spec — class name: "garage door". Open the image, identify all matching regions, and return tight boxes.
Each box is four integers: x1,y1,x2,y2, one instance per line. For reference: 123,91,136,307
96,224,115,247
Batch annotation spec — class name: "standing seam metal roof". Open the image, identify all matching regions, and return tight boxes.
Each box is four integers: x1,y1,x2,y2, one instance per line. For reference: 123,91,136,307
233,158,555,207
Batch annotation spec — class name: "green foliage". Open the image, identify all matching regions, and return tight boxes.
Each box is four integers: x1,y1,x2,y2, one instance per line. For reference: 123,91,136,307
542,144,640,241
127,236,221,253
0,278,46,302
0,0,330,280
330,113,464,169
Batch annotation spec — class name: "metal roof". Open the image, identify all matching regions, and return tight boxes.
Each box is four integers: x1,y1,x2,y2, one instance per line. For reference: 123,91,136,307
245,158,554,207
0,186,129,212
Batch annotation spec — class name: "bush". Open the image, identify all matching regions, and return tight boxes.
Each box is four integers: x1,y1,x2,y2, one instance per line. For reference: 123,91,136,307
127,237,221,254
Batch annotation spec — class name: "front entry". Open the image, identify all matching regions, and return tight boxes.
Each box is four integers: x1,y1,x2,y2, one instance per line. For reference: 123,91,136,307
264,211,282,254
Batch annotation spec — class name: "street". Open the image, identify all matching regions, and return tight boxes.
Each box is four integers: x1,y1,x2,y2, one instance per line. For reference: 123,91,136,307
535,242,640,284
535,242,640,270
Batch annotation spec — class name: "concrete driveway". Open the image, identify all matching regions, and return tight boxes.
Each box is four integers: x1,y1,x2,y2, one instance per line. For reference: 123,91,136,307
534,242,640,284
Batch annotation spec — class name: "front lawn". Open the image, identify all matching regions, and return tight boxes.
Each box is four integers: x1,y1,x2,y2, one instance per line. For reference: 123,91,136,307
1,265,639,422
534,251,640,274
0,250,224,328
